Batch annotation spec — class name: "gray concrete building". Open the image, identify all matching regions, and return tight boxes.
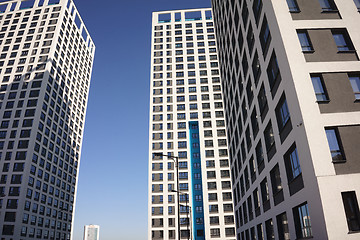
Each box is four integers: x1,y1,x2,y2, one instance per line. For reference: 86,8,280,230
148,8,236,240
211,0,360,239
0,0,95,239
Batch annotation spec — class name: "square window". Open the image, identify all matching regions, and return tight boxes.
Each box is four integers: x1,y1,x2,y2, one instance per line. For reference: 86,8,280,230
332,30,354,52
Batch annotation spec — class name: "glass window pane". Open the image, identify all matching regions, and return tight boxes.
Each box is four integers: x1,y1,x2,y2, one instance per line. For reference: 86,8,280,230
325,129,344,161
286,0,299,11
355,0,360,9
326,129,340,150
342,191,360,232
290,148,302,178
349,76,360,100
333,33,349,51
297,32,312,51
311,76,328,101
319,0,335,10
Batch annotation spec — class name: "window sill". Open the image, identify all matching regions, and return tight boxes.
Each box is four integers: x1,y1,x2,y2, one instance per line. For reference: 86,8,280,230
354,98,360,103
289,10,301,13
288,173,302,185
302,50,315,53
316,100,330,104
348,230,360,234
337,50,356,53
332,159,346,163
321,10,338,13
296,237,313,240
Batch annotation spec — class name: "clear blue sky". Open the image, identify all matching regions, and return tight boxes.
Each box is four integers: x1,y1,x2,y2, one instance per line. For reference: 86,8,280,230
73,0,211,239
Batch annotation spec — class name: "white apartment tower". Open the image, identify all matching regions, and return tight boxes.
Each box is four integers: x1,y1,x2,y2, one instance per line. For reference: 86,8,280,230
83,225,99,240
0,0,95,239
148,8,236,240
211,0,360,239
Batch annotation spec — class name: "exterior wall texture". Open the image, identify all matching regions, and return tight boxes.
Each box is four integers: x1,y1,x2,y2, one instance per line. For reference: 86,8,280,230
211,0,360,239
0,0,95,239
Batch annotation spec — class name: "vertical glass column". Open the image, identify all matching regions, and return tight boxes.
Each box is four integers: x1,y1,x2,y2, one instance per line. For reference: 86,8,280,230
189,121,205,240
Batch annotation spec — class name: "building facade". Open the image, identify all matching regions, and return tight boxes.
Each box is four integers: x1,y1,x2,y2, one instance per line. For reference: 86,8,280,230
148,8,236,240
211,0,360,239
0,0,95,239
83,225,99,240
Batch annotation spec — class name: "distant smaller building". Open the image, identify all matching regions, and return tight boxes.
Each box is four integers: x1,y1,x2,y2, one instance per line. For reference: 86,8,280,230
84,225,100,240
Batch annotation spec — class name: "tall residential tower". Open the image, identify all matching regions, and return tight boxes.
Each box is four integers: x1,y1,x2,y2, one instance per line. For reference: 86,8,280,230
0,0,95,239
211,0,360,239
149,8,236,240
83,225,99,240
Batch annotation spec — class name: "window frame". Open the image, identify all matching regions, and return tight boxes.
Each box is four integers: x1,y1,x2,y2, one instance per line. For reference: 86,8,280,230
284,144,302,181
259,16,271,56
318,0,338,12
348,74,360,101
354,0,360,10
332,30,354,52
293,202,313,238
286,0,300,12
325,127,345,162
267,51,281,95
342,191,360,232
297,30,314,52
275,93,291,132
311,74,329,102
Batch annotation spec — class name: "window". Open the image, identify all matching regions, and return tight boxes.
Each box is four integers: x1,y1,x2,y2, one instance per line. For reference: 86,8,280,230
354,0,360,10
267,52,281,91
256,141,264,169
311,75,328,101
325,128,345,162
259,17,271,55
319,0,337,11
286,0,300,12
247,26,255,55
297,31,313,52
258,85,268,118
265,219,275,240
210,228,220,237
293,203,312,238
284,145,302,180
260,178,269,204
277,212,290,240
349,74,360,100
253,0,263,22
342,191,360,232
332,30,353,51
264,122,275,152
270,164,282,195
252,52,261,84
276,95,290,131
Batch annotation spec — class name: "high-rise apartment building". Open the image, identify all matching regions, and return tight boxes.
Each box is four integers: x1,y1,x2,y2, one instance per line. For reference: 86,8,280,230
83,225,99,240
0,0,95,239
148,8,236,240
211,0,360,239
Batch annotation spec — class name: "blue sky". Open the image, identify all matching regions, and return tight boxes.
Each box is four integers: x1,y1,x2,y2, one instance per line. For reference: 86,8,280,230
72,0,211,239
